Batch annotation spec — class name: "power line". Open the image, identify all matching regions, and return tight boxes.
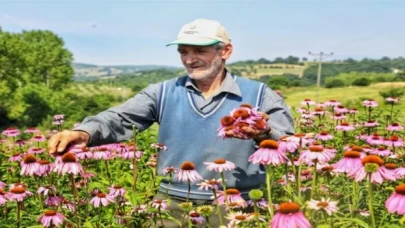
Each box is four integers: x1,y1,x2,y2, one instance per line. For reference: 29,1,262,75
308,51,334,103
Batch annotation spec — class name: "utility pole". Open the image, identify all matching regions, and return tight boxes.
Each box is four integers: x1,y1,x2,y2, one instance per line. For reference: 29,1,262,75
308,51,333,102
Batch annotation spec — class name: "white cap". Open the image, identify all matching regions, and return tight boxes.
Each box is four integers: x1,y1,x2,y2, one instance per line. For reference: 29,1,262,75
166,18,231,46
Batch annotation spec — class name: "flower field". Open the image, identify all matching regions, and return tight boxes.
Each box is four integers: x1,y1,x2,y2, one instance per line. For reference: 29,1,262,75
0,96,404,227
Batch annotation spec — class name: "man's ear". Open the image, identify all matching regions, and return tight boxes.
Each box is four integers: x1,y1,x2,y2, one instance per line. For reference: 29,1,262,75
221,43,233,60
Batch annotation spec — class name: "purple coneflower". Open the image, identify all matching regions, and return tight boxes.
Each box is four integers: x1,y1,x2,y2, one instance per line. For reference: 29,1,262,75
197,179,223,191
0,188,8,205
132,204,148,214
62,199,75,212
24,127,40,134
315,131,334,141
334,105,348,114
93,146,112,160
333,151,363,173
53,152,83,176
347,155,396,184
335,122,355,131
362,99,378,107
386,97,399,103
150,199,168,210
385,183,405,214
31,134,46,142
216,188,246,207
366,133,383,145
8,186,33,202
27,147,45,154
296,107,308,114
45,194,63,206
364,120,379,127
74,147,93,160
9,153,24,162
395,164,405,178
385,135,404,147
301,98,316,106
248,140,288,166
330,113,346,120
324,99,341,107
307,198,338,215
175,161,203,183
299,146,334,165
189,211,204,225
90,193,114,207
36,160,55,176
278,136,299,153
204,158,236,172
20,154,39,176
370,147,392,157
2,127,20,137
387,122,403,132
162,166,178,175
37,186,56,196
271,202,310,228
108,185,126,198
38,210,65,227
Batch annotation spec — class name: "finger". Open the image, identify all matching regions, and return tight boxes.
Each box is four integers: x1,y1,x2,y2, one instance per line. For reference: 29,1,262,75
56,137,72,153
48,134,62,154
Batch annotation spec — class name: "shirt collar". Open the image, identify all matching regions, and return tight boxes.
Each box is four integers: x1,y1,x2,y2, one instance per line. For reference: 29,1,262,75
185,70,242,97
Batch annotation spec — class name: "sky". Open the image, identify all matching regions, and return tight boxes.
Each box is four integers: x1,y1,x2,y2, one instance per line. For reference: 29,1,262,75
1,0,405,67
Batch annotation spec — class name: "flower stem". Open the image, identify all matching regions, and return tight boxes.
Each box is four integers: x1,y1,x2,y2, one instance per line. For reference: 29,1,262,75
158,207,165,228
212,189,224,226
205,216,212,228
69,174,82,228
16,201,21,228
220,172,228,205
266,165,274,218
368,175,376,228
35,177,44,211
104,160,111,184
186,179,191,203
310,161,318,199
132,126,138,195
97,206,103,228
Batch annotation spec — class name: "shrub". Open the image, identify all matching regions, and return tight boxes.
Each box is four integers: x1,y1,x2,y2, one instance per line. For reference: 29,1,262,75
325,78,345,88
352,77,370,86
379,88,405,99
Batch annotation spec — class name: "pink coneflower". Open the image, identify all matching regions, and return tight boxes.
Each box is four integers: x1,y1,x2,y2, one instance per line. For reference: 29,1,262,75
175,161,203,183
385,135,404,147
300,112,313,119
248,140,288,166
299,146,334,165
335,122,355,131
330,113,346,120
296,107,308,114
150,199,168,210
0,189,8,205
362,99,378,107
93,146,112,160
45,194,63,206
62,199,75,212
312,107,327,116
324,99,341,107
271,202,310,228
334,105,348,114
132,204,148,214
37,186,56,196
150,143,168,151
189,211,204,225
301,169,313,181
247,198,268,210
8,153,24,162
347,155,396,184
197,179,223,191
108,185,126,198
307,198,338,215
315,131,334,141
90,193,114,207
74,147,93,160
31,134,46,142
8,186,33,202
36,160,55,176
2,127,20,137
204,158,236,172
385,184,405,214
278,136,299,153
395,164,405,178
27,147,45,154
364,120,379,127
386,97,399,103
370,147,392,157
301,98,316,106
24,127,40,134
356,132,368,141
216,188,246,207
225,211,251,226
333,151,364,173
317,164,339,176
53,152,83,176
38,210,65,227
20,154,39,176
121,149,143,160
53,114,64,120
162,166,177,175
366,133,383,145
387,122,403,131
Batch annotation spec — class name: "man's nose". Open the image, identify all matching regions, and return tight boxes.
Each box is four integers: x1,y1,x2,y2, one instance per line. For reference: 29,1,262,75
184,53,197,65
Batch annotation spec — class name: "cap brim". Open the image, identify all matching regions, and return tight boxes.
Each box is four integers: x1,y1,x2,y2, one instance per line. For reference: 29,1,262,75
166,37,220,47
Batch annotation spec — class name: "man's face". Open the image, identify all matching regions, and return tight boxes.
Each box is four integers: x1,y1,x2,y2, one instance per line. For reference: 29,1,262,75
178,45,223,81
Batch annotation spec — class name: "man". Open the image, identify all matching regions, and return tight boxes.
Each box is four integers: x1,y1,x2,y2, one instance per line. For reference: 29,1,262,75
48,18,294,226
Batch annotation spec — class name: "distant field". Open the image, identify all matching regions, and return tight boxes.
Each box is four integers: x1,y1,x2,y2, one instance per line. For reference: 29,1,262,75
70,83,134,104
283,82,405,121
229,63,308,78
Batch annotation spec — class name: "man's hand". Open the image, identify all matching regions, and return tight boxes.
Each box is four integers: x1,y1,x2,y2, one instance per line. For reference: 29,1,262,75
48,130,90,154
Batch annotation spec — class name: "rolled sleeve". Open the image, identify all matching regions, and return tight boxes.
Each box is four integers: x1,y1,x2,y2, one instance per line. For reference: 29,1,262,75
74,83,161,146
262,87,295,140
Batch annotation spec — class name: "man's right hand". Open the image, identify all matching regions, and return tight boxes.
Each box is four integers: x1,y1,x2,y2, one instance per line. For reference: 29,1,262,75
48,130,90,154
